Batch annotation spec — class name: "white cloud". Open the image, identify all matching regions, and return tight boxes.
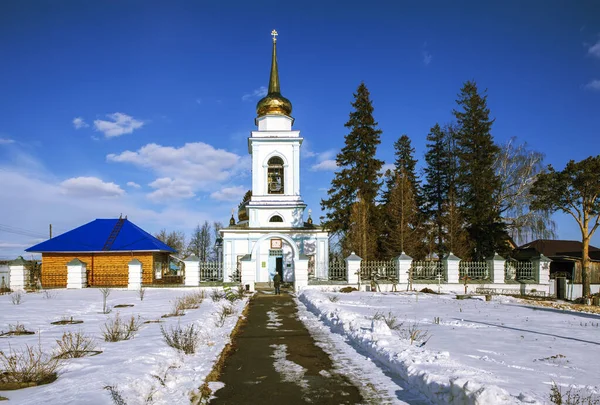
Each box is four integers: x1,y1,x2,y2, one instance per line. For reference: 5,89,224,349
422,50,432,65
242,86,268,101
210,186,247,201
127,181,141,188
72,117,89,129
311,160,338,171
60,176,125,198
310,149,338,171
588,39,600,59
94,112,144,138
584,79,600,91
107,142,245,186
0,138,15,145
147,178,195,202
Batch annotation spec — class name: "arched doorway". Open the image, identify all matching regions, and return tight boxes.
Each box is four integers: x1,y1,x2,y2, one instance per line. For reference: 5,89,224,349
250,233,299,283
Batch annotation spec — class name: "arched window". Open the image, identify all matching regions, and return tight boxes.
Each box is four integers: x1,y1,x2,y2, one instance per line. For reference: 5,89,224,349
267,156,284,194
269,215,283,223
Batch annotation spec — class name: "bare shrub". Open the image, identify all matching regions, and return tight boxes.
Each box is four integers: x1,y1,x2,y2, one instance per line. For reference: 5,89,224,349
550,382,600,404
210,288,224,302
396,321,431,346
100,288,112,314
328,295,340,303
42,290,57,299
178,290,205,311
54,331,98,358
137,286,146,301
213,305,234,328
160,323,201,354
373,311,403,331
10,291,23,305
102,313,142,342
0,344,60,387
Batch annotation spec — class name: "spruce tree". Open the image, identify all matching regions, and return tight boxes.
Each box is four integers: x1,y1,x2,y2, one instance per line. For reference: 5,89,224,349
321,83,384,256
453,81,507,259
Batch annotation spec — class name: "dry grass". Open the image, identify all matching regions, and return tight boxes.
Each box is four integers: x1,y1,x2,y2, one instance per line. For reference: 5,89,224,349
210,289,224,302
526,299,600,315
550,382,600,404
102,313,142,342
0,343,60,389
10,291,23,305
373,311,403,330
213,305,234,328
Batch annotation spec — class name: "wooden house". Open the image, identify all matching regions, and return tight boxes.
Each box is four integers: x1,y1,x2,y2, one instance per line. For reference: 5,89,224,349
26,218,176,287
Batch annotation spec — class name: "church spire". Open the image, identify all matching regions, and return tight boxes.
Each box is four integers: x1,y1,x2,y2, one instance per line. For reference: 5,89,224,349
268,29,280,94
256,29,292,117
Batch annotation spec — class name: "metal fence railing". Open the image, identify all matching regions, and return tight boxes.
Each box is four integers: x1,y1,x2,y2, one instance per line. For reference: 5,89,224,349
459,261,490,281
411,261,445,282
513,261,535,282
328,260,347,281
360,260,398,281
200,262,222,282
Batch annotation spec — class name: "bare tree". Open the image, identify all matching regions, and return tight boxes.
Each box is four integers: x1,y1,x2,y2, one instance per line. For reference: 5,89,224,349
155,229,186,257
494,138,556,245
188,221,212,261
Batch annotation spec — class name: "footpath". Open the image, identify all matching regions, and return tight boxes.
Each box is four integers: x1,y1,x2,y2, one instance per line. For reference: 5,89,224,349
210,288,365,404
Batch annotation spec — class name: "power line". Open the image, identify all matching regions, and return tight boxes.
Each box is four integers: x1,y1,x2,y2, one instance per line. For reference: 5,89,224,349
0,223,47,239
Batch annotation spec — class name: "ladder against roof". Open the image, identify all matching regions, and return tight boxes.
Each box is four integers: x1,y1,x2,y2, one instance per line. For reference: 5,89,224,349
103,217,125,251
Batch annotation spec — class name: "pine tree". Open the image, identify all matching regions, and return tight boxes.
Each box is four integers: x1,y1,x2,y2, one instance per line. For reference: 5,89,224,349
453,81,507,259
321,83,384,256
346,193,378,260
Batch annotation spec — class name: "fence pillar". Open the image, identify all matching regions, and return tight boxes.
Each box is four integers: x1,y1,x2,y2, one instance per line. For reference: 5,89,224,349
240,255,255,292
183,255,200,286
395,252,412,288
532,254,551,285
8,256,29,291
486,253,505,284
128,259,143,290
345,252,362,286
66,258,87,289
295,255,309,291
443,253,461,284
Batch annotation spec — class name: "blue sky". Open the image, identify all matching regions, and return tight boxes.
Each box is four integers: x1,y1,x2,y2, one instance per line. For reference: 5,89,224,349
1,0,599,259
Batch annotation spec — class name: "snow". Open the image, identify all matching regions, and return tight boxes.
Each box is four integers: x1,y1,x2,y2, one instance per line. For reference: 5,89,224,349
0,288,247,404
298,289,600,405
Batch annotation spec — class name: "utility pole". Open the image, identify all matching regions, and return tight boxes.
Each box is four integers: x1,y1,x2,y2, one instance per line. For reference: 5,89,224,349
49,224,52,239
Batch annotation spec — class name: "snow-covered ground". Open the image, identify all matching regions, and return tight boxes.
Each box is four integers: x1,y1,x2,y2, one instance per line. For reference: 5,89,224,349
0,288,246,404
298,289,600,405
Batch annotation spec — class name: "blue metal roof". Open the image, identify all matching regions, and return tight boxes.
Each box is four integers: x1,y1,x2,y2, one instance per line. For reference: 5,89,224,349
25,219,176,253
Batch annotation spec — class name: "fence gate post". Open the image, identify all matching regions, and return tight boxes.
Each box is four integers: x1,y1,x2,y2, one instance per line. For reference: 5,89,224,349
395,252,412,288
128,259,143,290
531,254,551,286
183,255,200,286
345,252,362,287
443,253,461,284
486,253,505,284
67,258,87,289
8,256,29,291
240,255,255,292
294,254,309,292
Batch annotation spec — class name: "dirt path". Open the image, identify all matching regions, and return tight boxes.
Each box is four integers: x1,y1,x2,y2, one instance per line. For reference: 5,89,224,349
209,289,364,404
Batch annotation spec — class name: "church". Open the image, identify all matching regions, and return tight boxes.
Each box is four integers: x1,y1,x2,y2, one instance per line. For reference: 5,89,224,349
219,31,329,291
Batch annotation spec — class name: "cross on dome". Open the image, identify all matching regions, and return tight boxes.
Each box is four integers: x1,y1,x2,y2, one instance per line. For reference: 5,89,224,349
271,29,278,42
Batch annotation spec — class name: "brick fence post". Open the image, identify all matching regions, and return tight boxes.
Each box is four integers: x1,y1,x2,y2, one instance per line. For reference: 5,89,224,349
443,253,461,284
8,256,29,291
183,255,200,287
345,252,362,287
395,252,412,290
486,253,506,284
67,258,87,289
128,259,142,290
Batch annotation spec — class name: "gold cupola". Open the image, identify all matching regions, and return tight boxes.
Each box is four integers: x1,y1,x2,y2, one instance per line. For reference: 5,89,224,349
256,30,293,117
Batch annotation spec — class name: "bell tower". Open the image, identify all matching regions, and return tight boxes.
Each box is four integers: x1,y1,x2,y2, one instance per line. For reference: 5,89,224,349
246,30,306,228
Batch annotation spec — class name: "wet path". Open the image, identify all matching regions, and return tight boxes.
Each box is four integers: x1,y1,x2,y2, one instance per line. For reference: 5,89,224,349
210,290,364,404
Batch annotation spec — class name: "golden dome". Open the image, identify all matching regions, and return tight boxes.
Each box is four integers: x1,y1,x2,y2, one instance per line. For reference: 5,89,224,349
256,30,293,117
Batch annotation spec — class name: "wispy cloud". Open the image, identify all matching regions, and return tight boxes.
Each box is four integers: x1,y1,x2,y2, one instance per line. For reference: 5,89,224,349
242,86,267,101
587,38,600,59
72,117,89,129
381,163,395,173
0,138,15,145
210,185,246,201
584,79,600,91
421,41,432,66
126,181,141,188
94,112,144,138
60,176,125,198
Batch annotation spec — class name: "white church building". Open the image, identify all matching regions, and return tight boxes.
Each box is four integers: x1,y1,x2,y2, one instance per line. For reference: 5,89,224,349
220,31,329,291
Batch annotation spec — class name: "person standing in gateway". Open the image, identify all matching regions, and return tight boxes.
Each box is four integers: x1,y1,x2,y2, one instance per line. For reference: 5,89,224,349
273,272,282,295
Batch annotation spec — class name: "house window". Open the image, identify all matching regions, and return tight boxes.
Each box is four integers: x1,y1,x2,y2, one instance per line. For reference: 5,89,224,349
267,156,284,194
270,215,283,223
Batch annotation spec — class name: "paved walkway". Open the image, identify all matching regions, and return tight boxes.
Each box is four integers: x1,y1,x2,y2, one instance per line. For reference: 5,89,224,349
210,289,364,404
